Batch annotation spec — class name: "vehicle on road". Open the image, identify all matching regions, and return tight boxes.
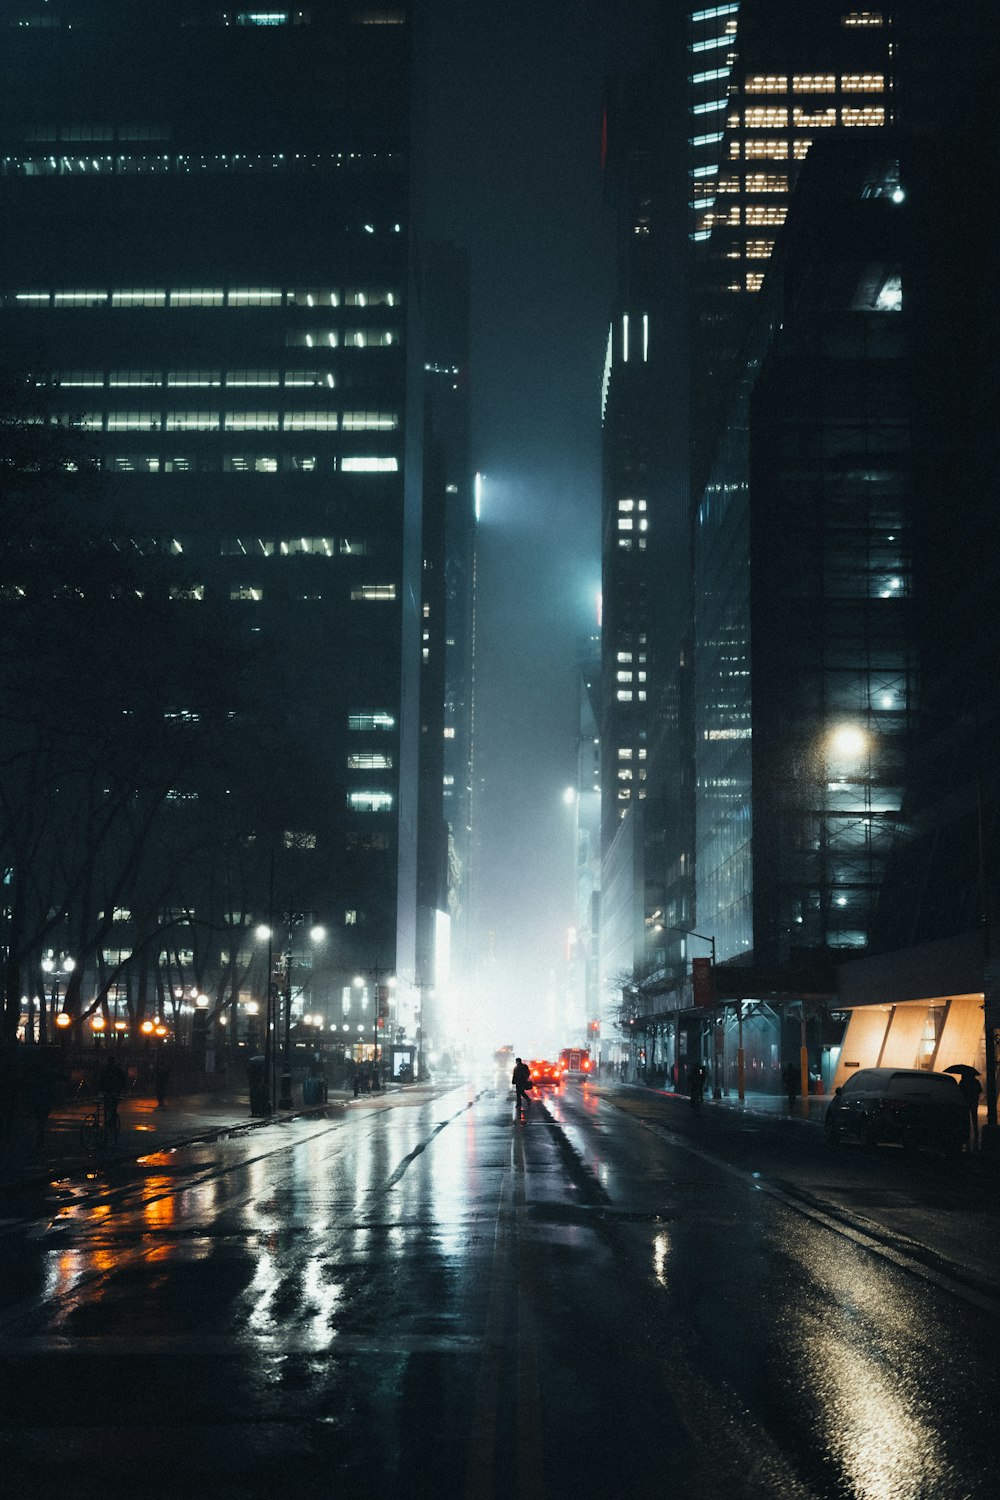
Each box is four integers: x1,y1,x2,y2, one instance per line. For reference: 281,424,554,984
824,1067,967,1156
559,1047,593,1076
528,1059,564,1088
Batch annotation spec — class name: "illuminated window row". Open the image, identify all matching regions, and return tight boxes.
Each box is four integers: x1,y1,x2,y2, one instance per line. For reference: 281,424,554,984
741,106,878,129
52,371,341,389
841,11,884,26
227,584,397,603
101,453,398,474
2,155,404,182
6,287,398,308
348,712,395,732
66,411,398,432
287,329,398,347
735,139,812,160
348,753,393,771
220,538,368,557
348,792,394,812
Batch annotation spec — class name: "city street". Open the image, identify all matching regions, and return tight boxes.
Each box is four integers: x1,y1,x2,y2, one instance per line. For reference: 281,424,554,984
1,1078,997,1499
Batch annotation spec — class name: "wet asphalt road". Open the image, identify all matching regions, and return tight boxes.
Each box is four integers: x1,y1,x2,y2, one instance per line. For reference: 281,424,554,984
0,1079,997,1500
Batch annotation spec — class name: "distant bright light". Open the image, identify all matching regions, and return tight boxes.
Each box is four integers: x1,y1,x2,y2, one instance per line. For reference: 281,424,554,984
255,924,271,941
891,186,905,203
563,787,577,806
309,924,327,944
829,724,868,761
474,471,482,521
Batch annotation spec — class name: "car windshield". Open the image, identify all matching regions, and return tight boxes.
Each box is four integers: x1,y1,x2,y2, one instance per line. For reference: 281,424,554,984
886,1073,959,1099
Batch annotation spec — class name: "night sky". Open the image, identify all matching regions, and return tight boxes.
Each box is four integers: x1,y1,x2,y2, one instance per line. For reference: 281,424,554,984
419,0,657,1037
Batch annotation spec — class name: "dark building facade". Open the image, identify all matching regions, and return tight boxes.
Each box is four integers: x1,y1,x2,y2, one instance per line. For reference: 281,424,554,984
0,3,424,1049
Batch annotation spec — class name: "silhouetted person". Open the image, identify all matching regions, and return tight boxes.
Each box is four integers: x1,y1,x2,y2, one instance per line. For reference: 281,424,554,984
98,1054,127,1133
782,1061,798,1110
957,1071,982,1150
689,1064,706,1109
352,1068,362,1099
512,1057,531,1112
154,1060,170,1108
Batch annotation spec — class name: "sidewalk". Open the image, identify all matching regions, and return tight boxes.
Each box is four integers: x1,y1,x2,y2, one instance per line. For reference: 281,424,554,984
632,1082,831,1125
0,1084,356,1191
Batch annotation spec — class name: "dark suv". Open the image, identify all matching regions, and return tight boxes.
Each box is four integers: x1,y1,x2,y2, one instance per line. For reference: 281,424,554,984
824,1067,967,1156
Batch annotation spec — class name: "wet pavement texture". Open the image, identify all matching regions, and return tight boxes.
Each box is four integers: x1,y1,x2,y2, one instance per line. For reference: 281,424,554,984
1,1079,998,1500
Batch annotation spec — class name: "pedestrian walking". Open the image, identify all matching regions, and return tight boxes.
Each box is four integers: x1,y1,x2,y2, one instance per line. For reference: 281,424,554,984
782,1061,798,1111
511,1056,532,1114
154,1059,171,1108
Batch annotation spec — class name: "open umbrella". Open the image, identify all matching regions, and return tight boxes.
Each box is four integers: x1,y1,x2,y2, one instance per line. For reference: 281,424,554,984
943,1064,980,1078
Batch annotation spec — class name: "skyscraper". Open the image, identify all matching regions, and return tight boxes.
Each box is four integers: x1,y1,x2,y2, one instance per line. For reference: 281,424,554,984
0,3,423,1043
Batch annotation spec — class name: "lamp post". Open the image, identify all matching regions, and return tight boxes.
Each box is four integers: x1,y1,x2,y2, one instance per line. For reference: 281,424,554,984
277,920,326,1109
661,925,721,1097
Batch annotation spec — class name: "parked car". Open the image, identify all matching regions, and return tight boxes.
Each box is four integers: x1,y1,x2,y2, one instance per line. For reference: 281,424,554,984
824,1067,967,1156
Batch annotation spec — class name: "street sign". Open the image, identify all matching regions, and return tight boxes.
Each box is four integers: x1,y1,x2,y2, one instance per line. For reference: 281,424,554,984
692,956,715,1008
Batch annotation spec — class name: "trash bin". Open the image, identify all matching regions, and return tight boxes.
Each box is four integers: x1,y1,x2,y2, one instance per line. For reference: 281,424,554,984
303,1075,324,1106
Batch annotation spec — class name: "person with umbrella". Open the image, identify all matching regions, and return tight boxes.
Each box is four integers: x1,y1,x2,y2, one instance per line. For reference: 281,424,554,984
944,1064,982,1151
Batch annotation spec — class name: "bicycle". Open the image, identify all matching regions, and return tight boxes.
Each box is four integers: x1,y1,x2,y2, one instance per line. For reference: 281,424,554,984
79,1097,121,1154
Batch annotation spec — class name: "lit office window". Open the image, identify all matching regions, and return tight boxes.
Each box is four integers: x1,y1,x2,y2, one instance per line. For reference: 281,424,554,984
351,585,397,601
792,75,836,92
744,173,788,193
348,753,393,771
282,412,338,430
344,288,399,307
341,456,399,472
344,329,397,348
842,106,886,127
744,240,775,260
348,712,395,731
112,290,166,306
169,289,224,306
348,791,394,811
167,412,220,430
53,290,107,306
286,329,339,347
169,585,204,601
745,271,765,291
744,107,788,127
793,107,837,128
227,288,282,305
220,539,276,556
224,455,279,473
105,454,162,472
841,73,885,91
287,289,339,306
55,372,104,387
278,538,336,555
107,412,160,430
741,140,789,159
224,412,280,430
841,11,884,26
230,585,263,601
284,371,326,387
744,76,788,94
236,12,290,25
745,206,786,226
341,412,398,430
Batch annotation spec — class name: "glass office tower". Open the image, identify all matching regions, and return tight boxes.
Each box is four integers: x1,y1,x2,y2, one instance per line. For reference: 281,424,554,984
0,3,421,1032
